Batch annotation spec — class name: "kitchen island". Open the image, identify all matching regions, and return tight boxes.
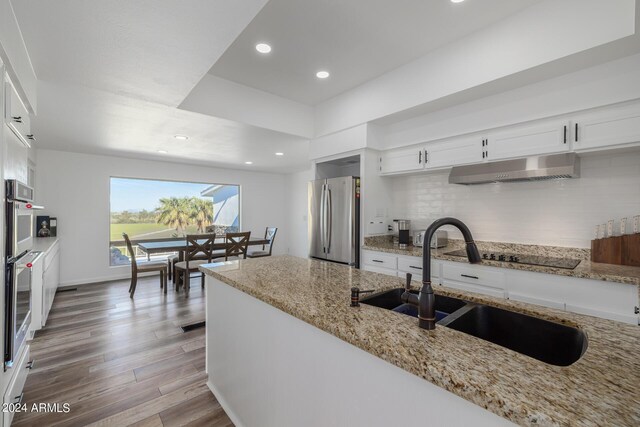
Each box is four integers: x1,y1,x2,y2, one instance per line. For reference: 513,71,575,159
201,256,640,427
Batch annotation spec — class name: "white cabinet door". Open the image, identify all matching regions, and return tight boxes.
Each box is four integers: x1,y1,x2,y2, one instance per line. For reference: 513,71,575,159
488,119,570,161
573,101,640,151
424,135,483,169
43,243,60,326
561,277,638,324
3,345,30,427
379,145,424,174
4,80,32,147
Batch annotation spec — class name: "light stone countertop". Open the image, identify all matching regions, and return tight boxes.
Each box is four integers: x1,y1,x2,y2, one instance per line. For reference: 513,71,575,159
362,237,640,287
201,255,640,427
32,236,59,255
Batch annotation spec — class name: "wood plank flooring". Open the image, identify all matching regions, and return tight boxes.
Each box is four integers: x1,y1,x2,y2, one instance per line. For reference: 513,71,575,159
13,276,233,427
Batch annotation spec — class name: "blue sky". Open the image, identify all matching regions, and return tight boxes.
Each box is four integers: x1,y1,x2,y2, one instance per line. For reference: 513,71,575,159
110,178,213,212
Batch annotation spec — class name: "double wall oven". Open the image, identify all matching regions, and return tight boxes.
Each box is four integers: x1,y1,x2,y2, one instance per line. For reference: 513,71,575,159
4,180,42,370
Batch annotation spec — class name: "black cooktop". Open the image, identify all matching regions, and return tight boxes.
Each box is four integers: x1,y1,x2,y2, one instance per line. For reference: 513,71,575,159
443,249,581,270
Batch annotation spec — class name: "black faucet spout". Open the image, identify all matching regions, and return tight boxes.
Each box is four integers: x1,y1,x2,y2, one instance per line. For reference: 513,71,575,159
401,217,480,330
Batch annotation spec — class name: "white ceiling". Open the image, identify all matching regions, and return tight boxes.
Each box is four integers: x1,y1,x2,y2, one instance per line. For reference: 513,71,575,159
11,0,313,173
11,0,269,106
34,80,310,173
209,0,539,105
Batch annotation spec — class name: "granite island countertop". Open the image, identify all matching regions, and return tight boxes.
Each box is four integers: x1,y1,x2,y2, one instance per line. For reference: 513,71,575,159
201,255,640,427
362,237,640,287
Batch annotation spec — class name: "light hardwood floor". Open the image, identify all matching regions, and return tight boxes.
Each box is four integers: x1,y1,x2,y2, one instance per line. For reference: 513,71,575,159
13,275,233,427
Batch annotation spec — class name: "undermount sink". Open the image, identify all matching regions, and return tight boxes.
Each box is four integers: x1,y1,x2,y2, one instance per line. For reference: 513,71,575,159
360,288,468,322
360,288,588,366
440,304,588,366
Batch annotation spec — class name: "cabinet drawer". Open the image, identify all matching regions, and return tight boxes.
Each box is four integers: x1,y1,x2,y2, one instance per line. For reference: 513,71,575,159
362,251,397,270
442,262,505,288
362,264,397,277
397,257,424,274
3,345,31,426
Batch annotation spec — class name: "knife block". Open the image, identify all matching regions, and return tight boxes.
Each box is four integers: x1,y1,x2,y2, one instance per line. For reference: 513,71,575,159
591,234,640,266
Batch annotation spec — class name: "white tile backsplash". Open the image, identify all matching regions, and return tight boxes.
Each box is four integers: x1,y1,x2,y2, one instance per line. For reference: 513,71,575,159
390,151,640,248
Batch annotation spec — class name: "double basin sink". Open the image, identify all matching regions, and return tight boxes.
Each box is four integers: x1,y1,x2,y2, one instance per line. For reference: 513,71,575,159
361,288,588,366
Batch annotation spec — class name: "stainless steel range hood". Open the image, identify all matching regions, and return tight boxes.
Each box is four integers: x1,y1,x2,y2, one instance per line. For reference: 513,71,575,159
449,153,580,185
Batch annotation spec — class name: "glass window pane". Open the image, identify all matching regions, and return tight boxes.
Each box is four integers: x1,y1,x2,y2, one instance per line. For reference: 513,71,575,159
109,177,240,266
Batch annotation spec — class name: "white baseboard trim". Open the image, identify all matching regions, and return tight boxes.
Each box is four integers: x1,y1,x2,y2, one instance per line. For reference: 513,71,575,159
207,379,244,427
60,271,160,287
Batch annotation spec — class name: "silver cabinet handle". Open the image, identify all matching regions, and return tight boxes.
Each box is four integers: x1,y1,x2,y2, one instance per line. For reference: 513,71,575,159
372,259,384,263
461,274,479,280
409,265,422,270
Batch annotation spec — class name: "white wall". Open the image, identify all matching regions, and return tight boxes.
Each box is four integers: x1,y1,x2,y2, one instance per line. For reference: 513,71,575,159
286,168,313,258
389,151,640,249
36,149,290,286
381,53,640,149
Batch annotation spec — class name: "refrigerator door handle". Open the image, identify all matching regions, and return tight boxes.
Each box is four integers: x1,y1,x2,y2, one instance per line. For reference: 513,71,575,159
326,187,332,252
319,184,325,252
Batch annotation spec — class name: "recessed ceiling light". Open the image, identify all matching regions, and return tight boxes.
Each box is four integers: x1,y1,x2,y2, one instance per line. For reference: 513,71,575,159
245,161,253,165
275,152,284,156
255,43,271,54
174,135,189,140
157,150,168,154
451,0,465,3
316,71,330,79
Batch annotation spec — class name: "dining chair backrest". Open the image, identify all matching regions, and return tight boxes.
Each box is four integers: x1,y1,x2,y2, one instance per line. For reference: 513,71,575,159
263,227,278,255
122,233,138,270
185,233,217,267
225,232,251,260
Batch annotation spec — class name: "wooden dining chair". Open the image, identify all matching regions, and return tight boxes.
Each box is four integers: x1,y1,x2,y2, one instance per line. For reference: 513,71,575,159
123,233,168,298
174,233,217,295
247,227,278,258
224,231,252,260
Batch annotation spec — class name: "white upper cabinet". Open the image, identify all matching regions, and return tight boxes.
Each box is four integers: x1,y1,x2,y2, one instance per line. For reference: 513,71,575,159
379,145,424,174
4,79,33,147
572,102,640,151
424,135,483,169
378,100,640,175
487,119,570,161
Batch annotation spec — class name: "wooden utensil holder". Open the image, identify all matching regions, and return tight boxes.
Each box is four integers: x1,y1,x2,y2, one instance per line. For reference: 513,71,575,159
591,234,640,266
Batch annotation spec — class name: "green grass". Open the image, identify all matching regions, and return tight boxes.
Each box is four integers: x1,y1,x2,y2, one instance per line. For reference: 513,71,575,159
110,223,200,241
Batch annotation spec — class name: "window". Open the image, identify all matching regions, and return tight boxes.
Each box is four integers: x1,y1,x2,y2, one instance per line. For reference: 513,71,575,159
109,177,240,266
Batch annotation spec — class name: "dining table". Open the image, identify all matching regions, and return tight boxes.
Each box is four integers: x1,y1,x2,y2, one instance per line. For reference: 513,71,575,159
137,236,270,261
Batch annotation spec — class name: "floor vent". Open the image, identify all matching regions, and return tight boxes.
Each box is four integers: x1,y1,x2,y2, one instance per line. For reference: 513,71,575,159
56,287,78,293
181,321,206,333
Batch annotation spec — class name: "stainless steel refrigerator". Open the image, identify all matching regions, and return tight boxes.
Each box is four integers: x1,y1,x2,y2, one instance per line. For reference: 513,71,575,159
308,176,360,267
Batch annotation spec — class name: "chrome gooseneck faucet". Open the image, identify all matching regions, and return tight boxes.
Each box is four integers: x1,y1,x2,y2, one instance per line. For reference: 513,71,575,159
401,217,481,330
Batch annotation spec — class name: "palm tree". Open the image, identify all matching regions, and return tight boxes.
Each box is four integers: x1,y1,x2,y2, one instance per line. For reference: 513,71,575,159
190,198,214,233
156,197,191,235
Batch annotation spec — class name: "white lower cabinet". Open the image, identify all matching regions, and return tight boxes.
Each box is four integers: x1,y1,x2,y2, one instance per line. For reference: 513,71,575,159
3,345,31,427
361,250,438,283
440,261,506,298
362,250,639,324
